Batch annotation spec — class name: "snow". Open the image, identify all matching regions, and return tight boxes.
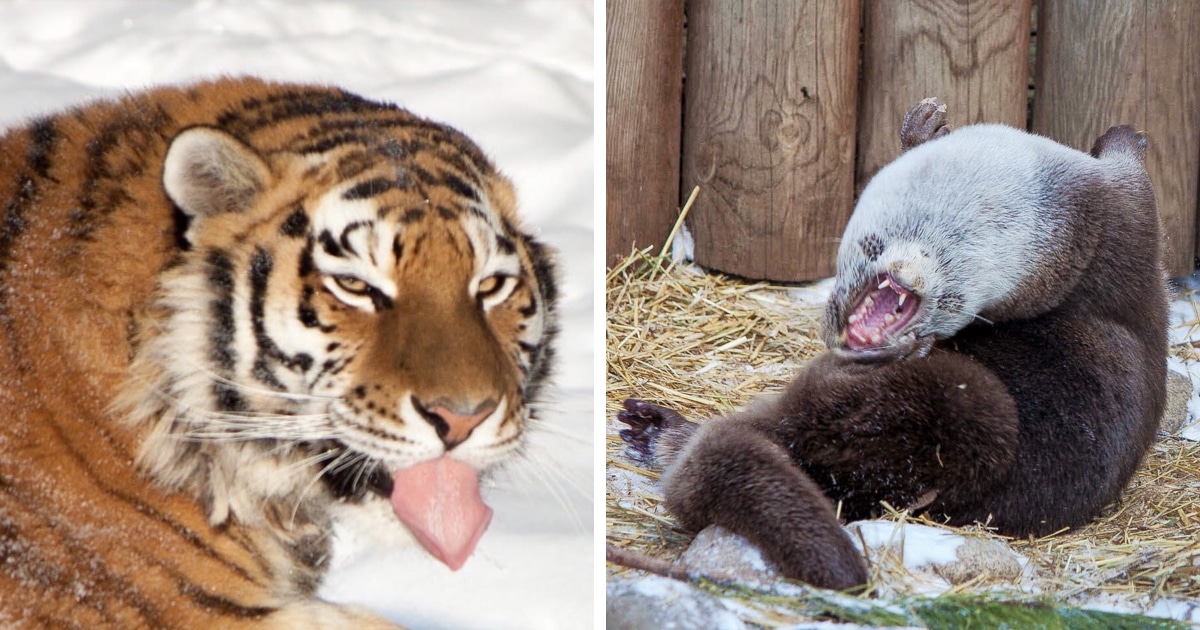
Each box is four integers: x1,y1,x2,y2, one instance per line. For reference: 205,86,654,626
0,1,594,628
1166,275,1200,439
846,520,969,597
1080,594,1200,623
848,520,964,570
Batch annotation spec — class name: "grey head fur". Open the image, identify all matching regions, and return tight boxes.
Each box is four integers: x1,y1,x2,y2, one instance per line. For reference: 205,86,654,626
825,124,1120,358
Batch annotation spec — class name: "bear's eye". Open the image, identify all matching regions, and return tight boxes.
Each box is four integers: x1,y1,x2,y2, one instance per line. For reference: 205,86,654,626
333,275,370,295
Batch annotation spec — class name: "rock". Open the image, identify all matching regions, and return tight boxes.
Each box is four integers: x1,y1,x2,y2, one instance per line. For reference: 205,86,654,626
606,575,746,630
674,525,781,586
1162,370,1192,434
932,536,1024,585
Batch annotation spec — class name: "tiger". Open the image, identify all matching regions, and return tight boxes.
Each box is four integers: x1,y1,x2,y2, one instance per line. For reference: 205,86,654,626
0,77,557,628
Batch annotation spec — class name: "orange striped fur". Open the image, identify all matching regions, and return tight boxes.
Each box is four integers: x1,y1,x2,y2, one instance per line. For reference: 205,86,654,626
0,77,556,628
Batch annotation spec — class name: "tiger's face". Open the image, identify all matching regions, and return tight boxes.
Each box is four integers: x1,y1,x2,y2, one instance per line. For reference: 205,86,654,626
136,122,555,521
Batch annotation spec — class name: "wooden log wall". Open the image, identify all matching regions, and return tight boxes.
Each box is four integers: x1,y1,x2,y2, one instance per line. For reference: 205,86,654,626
606,1,1200,279
605,0,685,267
681,0,861,282
856,0,1030,192
1033,0,1200,276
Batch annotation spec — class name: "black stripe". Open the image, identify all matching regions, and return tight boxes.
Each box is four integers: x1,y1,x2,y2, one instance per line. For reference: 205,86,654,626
217,89,380,136
319,230,344,257
205,250,238,372
368,287,394,311
409,163,436,185
321,447,393,501
298,285,336,333
0,178,32,267
315,358,339,381
339,221,372,257
206,249,248,411
293,353,314,372
433,142,487,180
443,172,480,202
343,177,393,201
298,237,314,276
0,115,56,357
72,103,172,239
335,151,376,180
431,124,492,175
519,233,559,401
297,286,328,332
25,116,57,179
298,301,323,329
524,235,559,306
279,207,309,238
176,576,274,619
401,208,426,224
0,118,57,268
327,357,349,376
301,115,421,142
248,247,287,391
409,233,427,258
467,205,491,222
295,131,376,155
214,381,248,413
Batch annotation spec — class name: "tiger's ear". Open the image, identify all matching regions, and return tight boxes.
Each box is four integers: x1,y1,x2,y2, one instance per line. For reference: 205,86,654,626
163,126,271,220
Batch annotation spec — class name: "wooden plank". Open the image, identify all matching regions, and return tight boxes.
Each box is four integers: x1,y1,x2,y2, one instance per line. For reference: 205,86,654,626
605,0,685,267
680,0,861,282
1033,1,1200,276
857,0,1031,193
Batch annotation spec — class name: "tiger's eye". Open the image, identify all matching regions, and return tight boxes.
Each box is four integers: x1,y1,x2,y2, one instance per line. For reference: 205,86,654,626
334,275,370,295
477,275,503,297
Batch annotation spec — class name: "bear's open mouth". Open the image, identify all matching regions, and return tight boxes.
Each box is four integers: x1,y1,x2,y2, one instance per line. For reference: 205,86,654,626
845,274,921,350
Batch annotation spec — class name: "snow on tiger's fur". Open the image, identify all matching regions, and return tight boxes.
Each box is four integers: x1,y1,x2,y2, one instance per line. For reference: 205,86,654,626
0,77,556,628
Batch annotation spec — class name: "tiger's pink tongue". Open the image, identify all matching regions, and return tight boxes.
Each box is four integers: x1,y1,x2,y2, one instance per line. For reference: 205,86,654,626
390,458,492,571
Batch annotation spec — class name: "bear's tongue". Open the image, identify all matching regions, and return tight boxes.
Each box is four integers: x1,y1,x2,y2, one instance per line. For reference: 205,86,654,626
390,457,493,571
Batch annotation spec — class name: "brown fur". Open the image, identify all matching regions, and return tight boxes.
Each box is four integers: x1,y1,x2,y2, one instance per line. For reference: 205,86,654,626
621,109,1166,590
0,78,556,628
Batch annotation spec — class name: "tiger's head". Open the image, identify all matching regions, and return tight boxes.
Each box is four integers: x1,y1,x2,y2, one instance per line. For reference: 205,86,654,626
122,114,556,541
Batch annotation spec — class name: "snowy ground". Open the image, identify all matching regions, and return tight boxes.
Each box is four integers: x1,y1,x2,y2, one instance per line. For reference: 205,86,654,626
0,1,594,628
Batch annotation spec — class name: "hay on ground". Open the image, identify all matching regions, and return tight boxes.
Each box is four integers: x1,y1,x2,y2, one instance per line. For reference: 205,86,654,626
605,249,1200,617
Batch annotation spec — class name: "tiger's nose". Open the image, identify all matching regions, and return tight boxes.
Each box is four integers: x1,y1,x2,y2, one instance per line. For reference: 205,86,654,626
412,396,498,449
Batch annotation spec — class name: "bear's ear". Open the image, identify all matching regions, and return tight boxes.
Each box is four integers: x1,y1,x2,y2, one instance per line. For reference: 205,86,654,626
163,126,271,220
